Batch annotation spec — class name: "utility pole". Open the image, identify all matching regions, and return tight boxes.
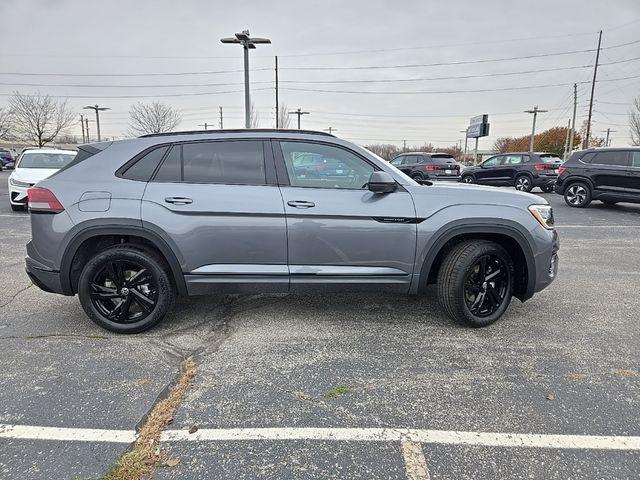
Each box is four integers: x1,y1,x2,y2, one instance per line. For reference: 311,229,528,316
198,123,212,130
324,127,336,135
289,108,309,129
585,30,603,148
275,56,279,128
219,107,223,129
524,106,548,152
602,128,616,146
221,30,271,129
474,138,479,164
79,114,86,143
459,130,468,157
84,118,90,142
403,140,407,152
563,119,571,160
83,104,110,142
569,83,577,155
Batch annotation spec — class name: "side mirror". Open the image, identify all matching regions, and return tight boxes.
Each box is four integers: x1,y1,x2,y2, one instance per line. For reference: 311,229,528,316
479,163,485,168
367,171,397,193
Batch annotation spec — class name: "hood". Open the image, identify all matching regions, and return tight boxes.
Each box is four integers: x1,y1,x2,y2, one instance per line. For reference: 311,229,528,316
406,182,546,217
10,167,61,185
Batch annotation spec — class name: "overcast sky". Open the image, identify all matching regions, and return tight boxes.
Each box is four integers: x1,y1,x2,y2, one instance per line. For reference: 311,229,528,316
1,0,639,148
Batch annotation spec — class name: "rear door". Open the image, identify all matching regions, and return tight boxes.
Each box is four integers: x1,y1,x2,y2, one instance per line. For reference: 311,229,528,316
587,150,630,196
627,151,640,199
274,140,417,293
141,139,288,293
501,154,526,184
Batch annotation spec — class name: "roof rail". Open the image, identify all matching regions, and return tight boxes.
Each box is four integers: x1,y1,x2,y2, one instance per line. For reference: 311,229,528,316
139,129,334,138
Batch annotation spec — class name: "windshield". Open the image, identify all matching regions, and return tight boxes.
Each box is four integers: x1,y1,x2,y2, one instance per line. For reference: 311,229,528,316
18,152,76,169
540,154,562,163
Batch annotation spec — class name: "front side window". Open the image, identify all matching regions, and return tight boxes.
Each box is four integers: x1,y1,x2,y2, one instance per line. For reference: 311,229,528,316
390,157,403,166
18,152,76,169
591,151,629,167
153,141,265,184
483,156,503,167
280,141,375,189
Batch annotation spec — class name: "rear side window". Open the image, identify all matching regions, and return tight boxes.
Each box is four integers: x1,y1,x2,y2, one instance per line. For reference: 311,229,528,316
122,146,168,181
632,152,640,168
577,152,596,163
153,141,266,185
591,151,629,167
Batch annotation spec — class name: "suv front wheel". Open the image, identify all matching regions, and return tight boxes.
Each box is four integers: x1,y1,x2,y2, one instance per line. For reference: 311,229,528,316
437,240,514,327
78,245,175,333
564,182,592,208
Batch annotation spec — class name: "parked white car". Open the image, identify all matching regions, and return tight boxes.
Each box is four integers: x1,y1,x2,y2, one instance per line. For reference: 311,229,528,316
8,148,76,211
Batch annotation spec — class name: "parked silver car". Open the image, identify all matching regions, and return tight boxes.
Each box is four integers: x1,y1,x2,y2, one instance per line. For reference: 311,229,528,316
25,130,559,333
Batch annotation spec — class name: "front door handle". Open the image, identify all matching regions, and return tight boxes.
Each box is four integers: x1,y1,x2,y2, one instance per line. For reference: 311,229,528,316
287,200,315,209
164,197,193,205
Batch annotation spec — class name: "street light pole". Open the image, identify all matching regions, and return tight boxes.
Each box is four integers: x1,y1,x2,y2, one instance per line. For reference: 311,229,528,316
221,30,271,129
459,130,468,157
83,104,110,142
524,106,547,152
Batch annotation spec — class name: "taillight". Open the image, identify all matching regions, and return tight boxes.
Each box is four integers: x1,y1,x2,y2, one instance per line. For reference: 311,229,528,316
27,187,64,213
533,164,545,171
424,165,436,171
558,166,566,175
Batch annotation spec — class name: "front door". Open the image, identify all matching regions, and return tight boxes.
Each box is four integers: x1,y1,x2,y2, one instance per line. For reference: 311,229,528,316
142,139,288,293
273,140,417,293
475,155,504,185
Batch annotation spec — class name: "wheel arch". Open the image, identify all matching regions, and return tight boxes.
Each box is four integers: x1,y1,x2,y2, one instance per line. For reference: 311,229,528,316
417,222,536,302
558,176,594,194
60,225,188,296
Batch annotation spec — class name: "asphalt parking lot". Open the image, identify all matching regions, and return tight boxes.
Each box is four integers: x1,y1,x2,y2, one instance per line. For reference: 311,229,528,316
0,169,638,479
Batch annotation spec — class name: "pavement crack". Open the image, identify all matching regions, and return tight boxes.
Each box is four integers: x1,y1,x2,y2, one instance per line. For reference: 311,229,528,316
0,283,33,309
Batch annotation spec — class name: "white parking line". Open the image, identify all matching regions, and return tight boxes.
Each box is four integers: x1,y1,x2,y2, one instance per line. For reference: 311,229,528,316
0,424,135,443
401,439,431,480
2,424,640,451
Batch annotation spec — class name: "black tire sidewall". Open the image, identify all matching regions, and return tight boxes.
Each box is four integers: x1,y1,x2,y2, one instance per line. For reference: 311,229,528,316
462,175,474,184
514,175,533,192
78,247,174,334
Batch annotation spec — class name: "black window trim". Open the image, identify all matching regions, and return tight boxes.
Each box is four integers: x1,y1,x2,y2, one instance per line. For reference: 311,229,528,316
271,138,384,191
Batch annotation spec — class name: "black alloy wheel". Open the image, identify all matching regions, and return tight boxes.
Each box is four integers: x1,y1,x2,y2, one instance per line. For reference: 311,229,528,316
78,245,175,333
463,254,509,318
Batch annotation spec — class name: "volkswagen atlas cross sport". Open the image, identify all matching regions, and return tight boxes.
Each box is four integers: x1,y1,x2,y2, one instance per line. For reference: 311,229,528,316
25,130,559,333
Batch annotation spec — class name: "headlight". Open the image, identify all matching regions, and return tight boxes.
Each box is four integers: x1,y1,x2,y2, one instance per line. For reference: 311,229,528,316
9,177,31,188
529,204,554,230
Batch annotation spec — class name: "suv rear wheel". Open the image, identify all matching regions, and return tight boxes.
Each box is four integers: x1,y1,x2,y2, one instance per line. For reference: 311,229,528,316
514,175,533,192
564,182,592,208
78,245,175,333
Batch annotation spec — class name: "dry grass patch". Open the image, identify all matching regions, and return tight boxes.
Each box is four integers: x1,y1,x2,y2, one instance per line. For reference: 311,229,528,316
103,357,196,480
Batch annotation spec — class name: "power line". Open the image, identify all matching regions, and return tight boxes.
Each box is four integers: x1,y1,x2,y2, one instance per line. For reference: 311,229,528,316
0,87,274,99
0,68,272,78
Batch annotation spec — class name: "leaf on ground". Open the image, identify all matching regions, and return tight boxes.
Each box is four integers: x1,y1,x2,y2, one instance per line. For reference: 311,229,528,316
162,458,180,467
612,368,638,377
546,394,555,401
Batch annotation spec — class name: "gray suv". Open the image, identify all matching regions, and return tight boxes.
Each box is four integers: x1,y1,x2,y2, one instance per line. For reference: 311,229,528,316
25,130,559,333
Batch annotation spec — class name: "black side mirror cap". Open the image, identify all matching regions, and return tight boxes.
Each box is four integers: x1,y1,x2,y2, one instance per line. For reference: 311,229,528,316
367,171,398,193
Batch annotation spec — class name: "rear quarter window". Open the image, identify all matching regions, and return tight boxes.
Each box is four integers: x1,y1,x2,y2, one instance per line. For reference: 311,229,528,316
121,146,168,181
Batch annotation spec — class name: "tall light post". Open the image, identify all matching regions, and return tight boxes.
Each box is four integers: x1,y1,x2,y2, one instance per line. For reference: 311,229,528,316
289,108,309,129
83,104,110,142
221,30,271,129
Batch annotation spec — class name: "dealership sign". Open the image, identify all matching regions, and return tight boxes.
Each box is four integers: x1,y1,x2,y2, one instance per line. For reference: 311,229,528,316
466,114,490,138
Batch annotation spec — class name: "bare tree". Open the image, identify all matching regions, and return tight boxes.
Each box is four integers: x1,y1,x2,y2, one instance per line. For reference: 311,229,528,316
128,101,182,136
8,92,74,147
248,102,259,128
630,96,640,146
0,108,11,139
276,105,292,129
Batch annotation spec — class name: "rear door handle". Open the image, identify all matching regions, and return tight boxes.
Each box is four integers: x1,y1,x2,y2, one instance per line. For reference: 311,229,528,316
287,200,315,209
164,197,193,205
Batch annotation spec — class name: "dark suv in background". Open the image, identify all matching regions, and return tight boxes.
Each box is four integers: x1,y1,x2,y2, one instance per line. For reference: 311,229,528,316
460,152,562,192
554,147,640,207
389,152,461,182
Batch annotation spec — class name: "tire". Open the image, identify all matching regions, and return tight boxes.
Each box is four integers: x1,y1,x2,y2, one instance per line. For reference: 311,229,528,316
541,185,554,193
10,203,26,211
461,175,474,184
437,240,514,328
78,245,175,333
411,173,424,182
563,182,592,208
514,175,533,192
